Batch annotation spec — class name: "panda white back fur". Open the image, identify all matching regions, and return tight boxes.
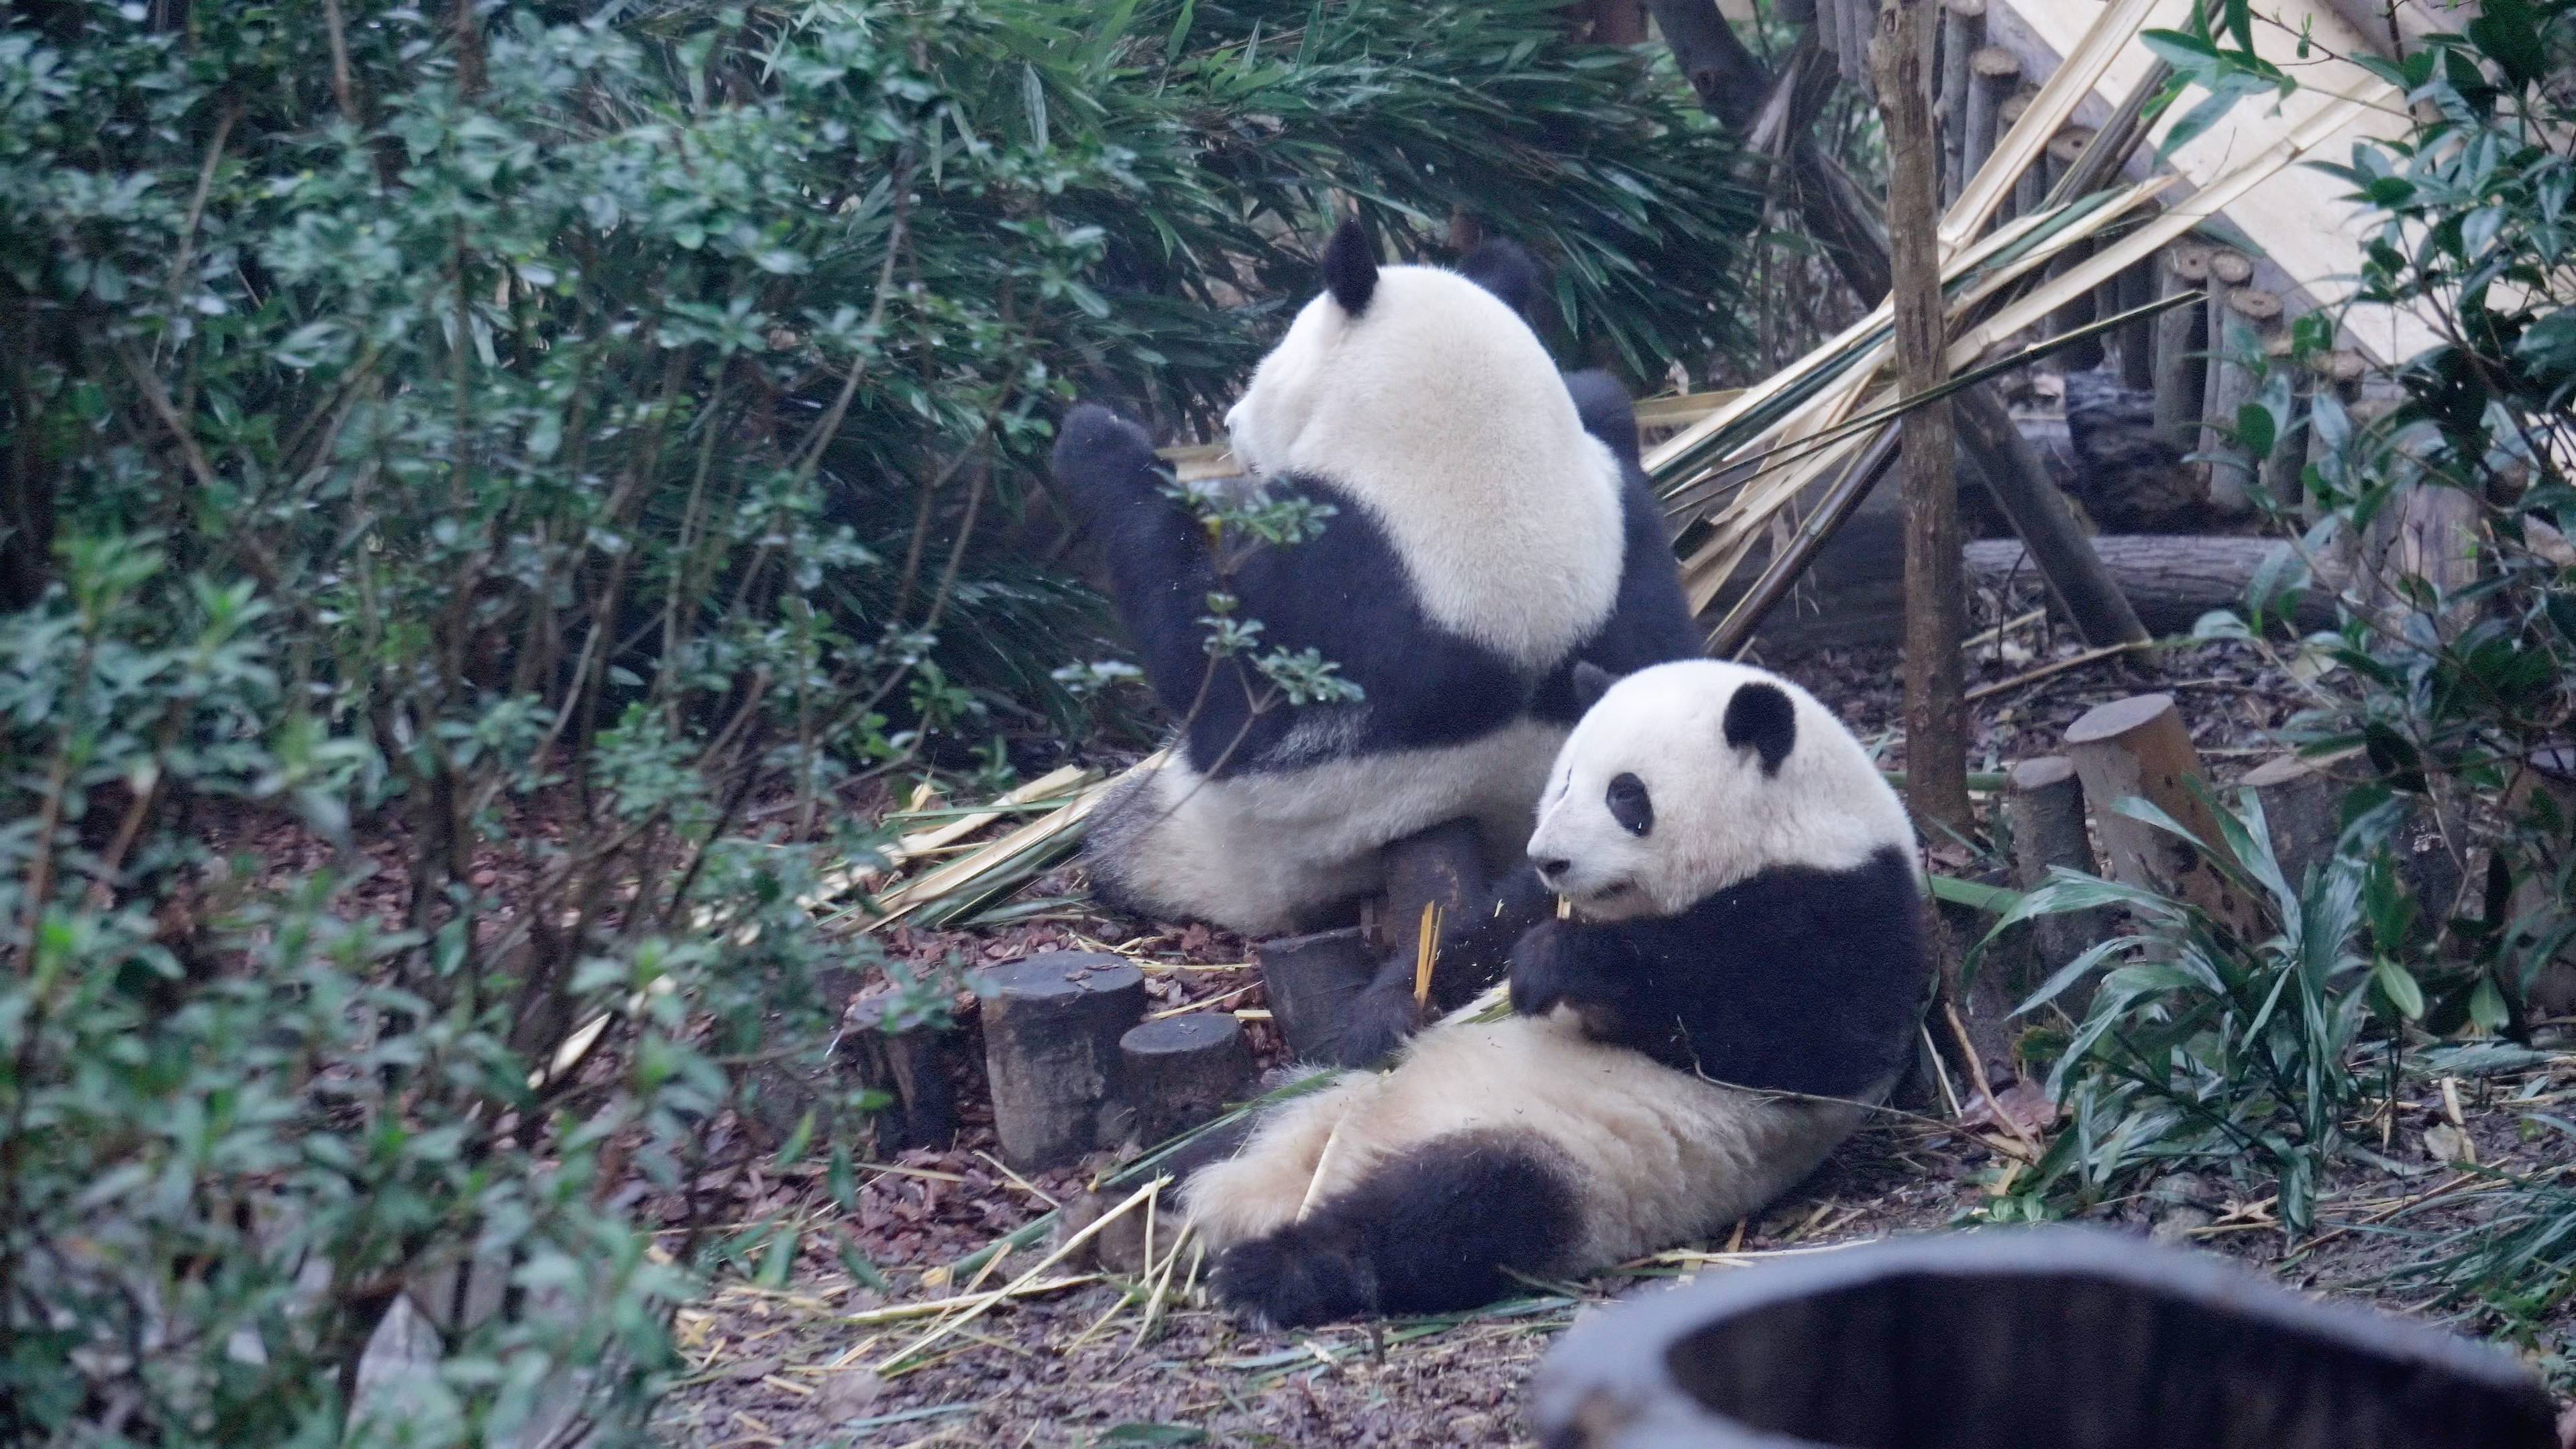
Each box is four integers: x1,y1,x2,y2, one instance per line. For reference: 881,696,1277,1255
1053,222,1698,937
1183,659,1928,1326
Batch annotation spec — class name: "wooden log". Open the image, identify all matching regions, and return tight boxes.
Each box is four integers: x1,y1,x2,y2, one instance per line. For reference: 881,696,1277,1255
2114,252,2157,392
1747,530,2341,651
2151,244,2212,451
844,992,960,1154
2202,284,2281,512
2042,127,2103,371
1962,42,2017,199
1254,925,1375,1062
1119,1013,1254,1146
977,951,1145,1171
1938,0,1986,203
2063,695,2262,936
2004,756,2107,998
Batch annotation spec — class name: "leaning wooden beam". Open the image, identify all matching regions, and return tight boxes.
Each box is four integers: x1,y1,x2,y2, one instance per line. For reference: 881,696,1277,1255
1955,388,2149,645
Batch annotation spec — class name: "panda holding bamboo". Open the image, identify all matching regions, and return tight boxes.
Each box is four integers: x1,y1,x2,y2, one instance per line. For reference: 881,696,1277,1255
1050,220,1697,947
1184,659,1930,1325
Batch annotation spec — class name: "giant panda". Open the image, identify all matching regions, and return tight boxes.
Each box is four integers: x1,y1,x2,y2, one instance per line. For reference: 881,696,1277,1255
1053,220,1697,941
1182,658,1929,1326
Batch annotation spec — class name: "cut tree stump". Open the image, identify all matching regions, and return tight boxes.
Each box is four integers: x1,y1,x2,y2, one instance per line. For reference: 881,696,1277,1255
844,993,959,1154
1256,926,1376,1061
2004,755,2106,998
1375,818,1487,957
2063,694,2261,936
977,951,1145,1171
2239,753,2343,893
1120,1014,1256,1146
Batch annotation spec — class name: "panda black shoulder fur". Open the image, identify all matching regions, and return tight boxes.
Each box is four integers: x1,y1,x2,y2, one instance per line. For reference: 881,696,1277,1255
1183,659,1928,1326
1053,221,1696,938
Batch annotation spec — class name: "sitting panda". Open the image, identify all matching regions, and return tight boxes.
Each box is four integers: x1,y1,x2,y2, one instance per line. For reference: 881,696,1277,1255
1183,659,1929,1326
1053,221,1696,941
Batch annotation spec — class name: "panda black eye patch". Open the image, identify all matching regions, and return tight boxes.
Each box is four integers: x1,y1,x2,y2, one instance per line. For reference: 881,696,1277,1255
1605,773,1653,837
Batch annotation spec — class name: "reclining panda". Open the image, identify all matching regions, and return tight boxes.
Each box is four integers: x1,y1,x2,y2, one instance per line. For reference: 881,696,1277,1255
1051,221,1697,945
1183,659,1929,1326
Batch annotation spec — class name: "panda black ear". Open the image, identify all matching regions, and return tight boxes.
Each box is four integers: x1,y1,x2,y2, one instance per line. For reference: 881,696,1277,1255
1723,681,1797,776
1322,218,1378,317
1571,661,1617,713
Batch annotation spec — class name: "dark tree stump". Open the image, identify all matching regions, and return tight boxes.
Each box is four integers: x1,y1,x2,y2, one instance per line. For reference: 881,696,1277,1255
2004,755,2108,1001
843,994,959,1154
1376,818,1489,955
1120,1013,1255,1146
1255,926,1375,1062
977,951,1144,1171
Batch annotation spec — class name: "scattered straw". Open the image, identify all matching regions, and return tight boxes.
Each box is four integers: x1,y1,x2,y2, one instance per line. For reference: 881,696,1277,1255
876,1175,1168,1372
1411,901,1442,1008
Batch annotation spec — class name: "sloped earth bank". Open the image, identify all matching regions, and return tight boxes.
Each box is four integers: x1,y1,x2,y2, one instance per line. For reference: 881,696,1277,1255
654,633,2576,1446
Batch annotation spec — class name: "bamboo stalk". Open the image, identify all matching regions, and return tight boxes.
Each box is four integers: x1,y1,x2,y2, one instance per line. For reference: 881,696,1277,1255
875,1176,1166,1371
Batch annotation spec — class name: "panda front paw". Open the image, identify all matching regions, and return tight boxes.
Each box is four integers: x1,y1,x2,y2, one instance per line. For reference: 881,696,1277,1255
1211,1226,1377,1328
1330,978,1424,1068
1506,918,1582,1018
1051,403,1165,516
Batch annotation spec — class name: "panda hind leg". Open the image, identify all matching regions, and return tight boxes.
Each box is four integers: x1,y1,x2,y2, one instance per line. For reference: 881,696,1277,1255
1209,1132,1583,1328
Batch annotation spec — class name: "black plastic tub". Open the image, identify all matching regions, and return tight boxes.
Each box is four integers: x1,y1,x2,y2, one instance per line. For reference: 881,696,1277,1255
1532,1228,2559,1449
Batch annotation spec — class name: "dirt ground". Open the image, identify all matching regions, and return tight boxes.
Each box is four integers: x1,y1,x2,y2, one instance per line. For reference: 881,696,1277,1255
652,631,2576,1447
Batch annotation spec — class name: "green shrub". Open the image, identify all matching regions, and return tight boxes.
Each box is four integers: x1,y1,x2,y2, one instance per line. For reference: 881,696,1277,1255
0,1,1764,1440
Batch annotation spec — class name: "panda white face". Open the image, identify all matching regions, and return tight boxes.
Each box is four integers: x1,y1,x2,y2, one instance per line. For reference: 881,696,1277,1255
1525,660,1916,920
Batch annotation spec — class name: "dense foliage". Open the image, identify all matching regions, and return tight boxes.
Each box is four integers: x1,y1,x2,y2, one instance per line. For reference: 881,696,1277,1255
0,0,1759,1441
1996,0,2576,1313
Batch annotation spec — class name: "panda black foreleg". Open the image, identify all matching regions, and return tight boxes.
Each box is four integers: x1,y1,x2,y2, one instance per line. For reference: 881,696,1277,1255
1210,1132,1584,1327
1050,404,1226,715
1332,865,1556,1067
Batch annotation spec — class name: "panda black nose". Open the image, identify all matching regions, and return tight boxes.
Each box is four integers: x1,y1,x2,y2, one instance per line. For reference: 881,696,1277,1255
1534,859,1570,885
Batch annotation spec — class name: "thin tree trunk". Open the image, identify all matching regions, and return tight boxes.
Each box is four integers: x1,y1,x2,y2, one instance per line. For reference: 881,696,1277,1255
1873,0,1971,833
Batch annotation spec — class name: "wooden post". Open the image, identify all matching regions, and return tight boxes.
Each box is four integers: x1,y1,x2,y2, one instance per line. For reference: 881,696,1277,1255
1120,1014,1255,1146
1937,0,1986,203
977,952,1146,1171
2151,244,2212,450
1254,926,1375,1061
1963,43,2017,198
844,993,959,1153
2043,127,2103,370
1875,0,1972,833
1994,91,2033,220
2202,282,2279,512
2004,756,2106,991
2010,93,2047,220
2062,695,2262,936
2114,251,2157,392
2263,339,2315,513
